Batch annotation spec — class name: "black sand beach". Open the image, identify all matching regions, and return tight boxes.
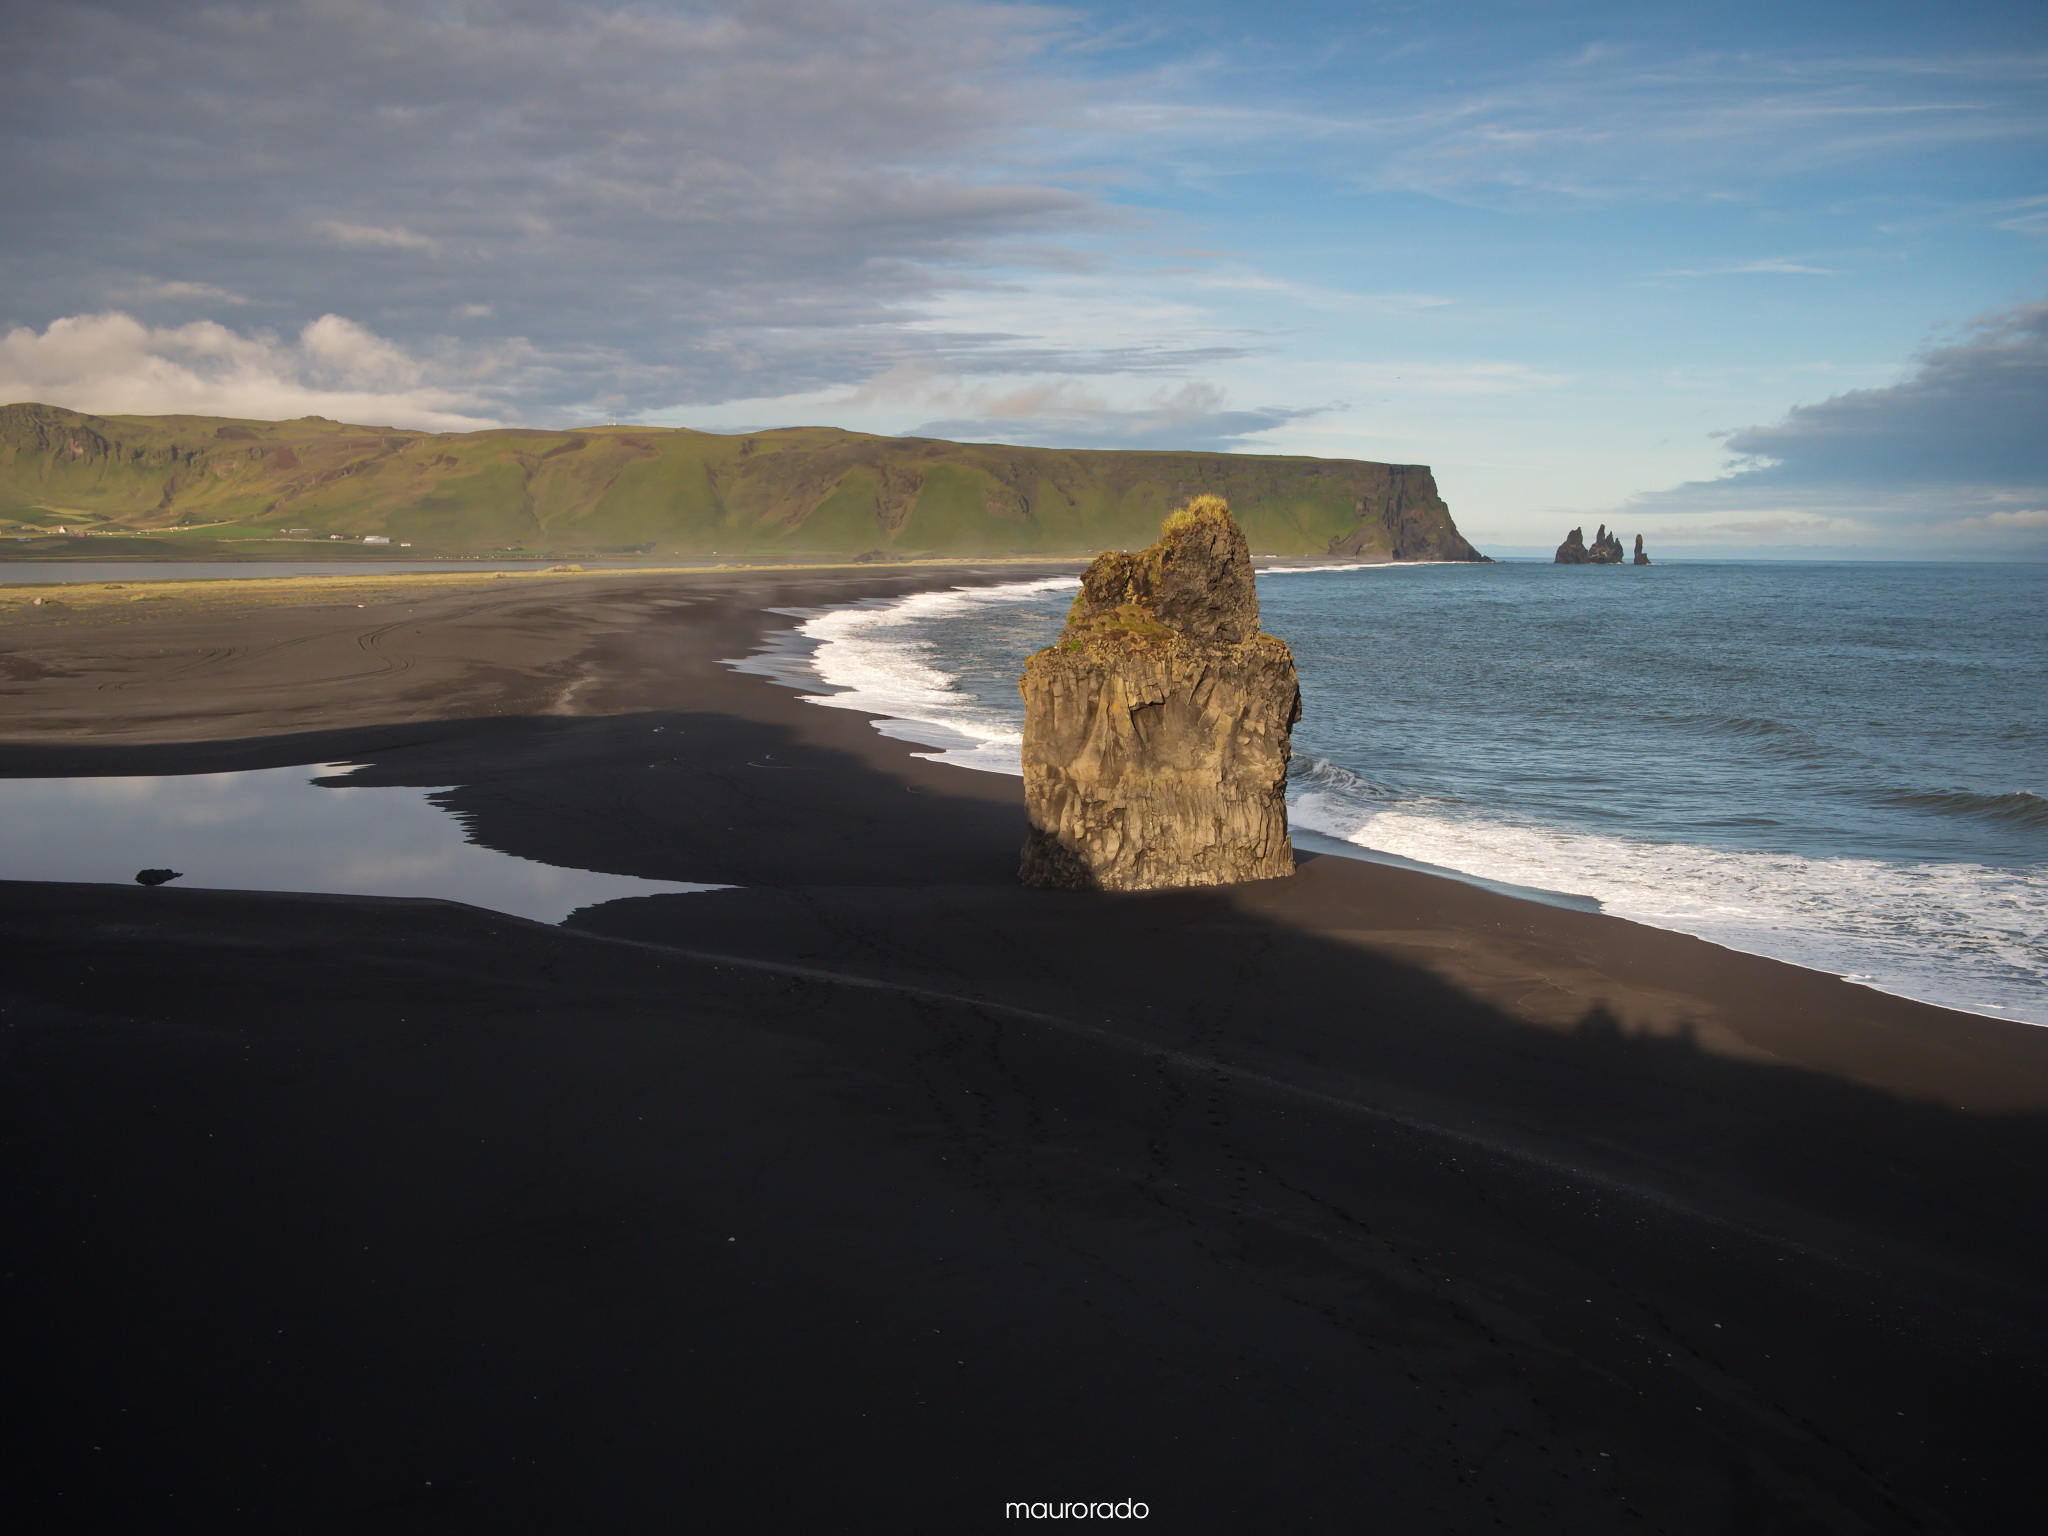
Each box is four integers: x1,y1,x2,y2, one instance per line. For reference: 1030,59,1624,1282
5,567,2046,1532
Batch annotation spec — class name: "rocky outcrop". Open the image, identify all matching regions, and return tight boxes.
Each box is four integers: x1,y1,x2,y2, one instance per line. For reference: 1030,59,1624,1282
1633,534,1651,565
1323,466,1488,563
1555,524,1626,564
1019,497,1300,891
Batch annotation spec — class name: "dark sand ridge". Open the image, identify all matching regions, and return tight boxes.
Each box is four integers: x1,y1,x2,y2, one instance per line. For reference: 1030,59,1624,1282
4,567,2046,1531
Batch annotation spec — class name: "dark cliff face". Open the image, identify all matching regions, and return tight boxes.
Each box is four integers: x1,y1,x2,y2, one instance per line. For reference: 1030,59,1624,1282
1019,497,1301,892
1555,524,1627,564
1325,465,1486,563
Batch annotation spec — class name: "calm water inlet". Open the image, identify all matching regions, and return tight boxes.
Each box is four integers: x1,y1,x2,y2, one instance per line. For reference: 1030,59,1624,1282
0,764,726,923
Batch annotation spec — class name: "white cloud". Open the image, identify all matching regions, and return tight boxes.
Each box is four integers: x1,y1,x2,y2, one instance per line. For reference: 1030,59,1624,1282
0,0,1109,411
1719,299,2047,484
909,379,1324,449
1186,267,1454,313
1622,503,2048,555
1100,45,2048,212
0,312,502,430
1944,507,2048,533
111,278,253,305
312,220,444,254
1625,299,2048,544
1622,513,1871,541
1661,259,1838,277
296,313,426,388
1994,199,2048,236
1357,50,2048,207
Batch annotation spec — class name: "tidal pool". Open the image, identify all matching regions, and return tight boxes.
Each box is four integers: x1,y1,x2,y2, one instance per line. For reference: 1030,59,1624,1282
0,764,725,923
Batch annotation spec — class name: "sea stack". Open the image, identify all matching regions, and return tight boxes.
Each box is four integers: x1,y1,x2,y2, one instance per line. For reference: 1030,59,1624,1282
1019,497,1301,891
1555,525,1625,564
1633,533,1652,565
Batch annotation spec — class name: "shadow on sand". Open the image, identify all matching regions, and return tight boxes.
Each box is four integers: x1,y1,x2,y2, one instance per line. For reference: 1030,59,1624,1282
4,708,2045,1532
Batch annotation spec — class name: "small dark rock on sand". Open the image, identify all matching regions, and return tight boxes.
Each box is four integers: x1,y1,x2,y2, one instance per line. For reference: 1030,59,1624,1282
135,869,184,887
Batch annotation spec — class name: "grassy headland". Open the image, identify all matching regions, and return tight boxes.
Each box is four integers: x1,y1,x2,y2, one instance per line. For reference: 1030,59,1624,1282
0,402,1484,563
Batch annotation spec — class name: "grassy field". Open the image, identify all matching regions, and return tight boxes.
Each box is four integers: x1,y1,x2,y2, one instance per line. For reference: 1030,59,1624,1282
0,402,1485,563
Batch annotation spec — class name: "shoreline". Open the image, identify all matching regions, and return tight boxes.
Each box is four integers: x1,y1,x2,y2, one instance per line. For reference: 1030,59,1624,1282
5,559,2043,1096
5,561,2042,1093
0,553,1088,601
6,561,2047,1529
744,568,2045,1031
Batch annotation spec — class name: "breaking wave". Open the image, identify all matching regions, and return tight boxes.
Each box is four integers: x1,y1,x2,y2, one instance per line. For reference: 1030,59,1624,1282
726,565,2048,1027
732,577,1076,775
1288,758,2048,1026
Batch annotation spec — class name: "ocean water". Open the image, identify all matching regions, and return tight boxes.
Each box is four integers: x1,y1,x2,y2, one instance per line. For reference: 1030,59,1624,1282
741,561,2048,1026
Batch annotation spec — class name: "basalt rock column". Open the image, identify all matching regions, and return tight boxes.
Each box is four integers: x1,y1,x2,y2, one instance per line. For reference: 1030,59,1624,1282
1634,533,1652,565
1555,524,1626,564
1019,497,1302,891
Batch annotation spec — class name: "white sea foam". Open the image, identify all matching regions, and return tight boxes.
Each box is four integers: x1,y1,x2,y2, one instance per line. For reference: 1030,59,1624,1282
1253,560,1459,575
1255,561,1395,575
788,576,1077,774
1292,764,2048,1026
748,576,2048,1027
784,570,1433,764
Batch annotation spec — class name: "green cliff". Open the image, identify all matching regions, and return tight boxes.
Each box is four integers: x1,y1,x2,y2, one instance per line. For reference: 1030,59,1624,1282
0,402,1484,562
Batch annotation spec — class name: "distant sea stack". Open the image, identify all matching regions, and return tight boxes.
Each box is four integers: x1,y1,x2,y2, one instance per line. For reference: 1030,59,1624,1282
1633,534,1652,565
1555,525,1626,564
1019,497,1300,892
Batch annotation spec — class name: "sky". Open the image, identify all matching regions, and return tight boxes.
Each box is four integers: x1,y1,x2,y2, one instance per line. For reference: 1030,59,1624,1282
1,0,2043,557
